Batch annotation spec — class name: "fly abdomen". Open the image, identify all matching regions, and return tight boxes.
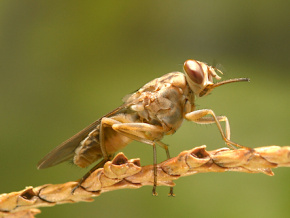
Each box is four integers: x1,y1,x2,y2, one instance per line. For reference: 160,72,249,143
74,129,103,168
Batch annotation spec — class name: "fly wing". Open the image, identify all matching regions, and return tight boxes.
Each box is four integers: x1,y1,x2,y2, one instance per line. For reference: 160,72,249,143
37,104,129,169
37,119,101,169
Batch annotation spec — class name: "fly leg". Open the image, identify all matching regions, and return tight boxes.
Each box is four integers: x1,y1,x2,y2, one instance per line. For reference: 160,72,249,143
72,157,110,193
185,109,248,149
72,117,123,193
155,141,174,196
112,122,172,196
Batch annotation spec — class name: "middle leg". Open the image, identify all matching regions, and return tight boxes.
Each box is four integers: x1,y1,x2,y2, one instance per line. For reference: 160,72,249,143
112,122,173,196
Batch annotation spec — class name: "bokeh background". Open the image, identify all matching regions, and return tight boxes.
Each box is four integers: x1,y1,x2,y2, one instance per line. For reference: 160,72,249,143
0,1,289,217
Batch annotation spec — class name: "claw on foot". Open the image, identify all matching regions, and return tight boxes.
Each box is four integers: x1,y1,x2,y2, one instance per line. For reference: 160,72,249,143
71,182,81,194
152,187,158,196
168,187,175,197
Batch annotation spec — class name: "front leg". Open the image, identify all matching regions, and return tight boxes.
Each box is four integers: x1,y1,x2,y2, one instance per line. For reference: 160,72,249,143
185,109,242,149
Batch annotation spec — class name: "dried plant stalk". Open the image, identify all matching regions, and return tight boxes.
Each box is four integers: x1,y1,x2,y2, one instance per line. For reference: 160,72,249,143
0,145,289,217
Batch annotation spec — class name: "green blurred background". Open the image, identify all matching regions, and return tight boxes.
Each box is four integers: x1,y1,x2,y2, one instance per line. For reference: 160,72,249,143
0,1,289,217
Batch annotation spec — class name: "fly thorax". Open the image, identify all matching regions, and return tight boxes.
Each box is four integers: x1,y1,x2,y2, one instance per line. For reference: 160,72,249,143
154,86,185,132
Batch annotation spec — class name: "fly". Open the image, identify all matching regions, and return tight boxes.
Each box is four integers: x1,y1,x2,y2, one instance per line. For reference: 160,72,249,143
37,59,250,196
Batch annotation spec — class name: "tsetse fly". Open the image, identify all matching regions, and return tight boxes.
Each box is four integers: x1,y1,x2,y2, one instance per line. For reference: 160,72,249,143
37,59,250,196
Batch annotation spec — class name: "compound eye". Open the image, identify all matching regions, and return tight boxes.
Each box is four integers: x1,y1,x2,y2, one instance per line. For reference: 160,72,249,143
184,60,204,84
